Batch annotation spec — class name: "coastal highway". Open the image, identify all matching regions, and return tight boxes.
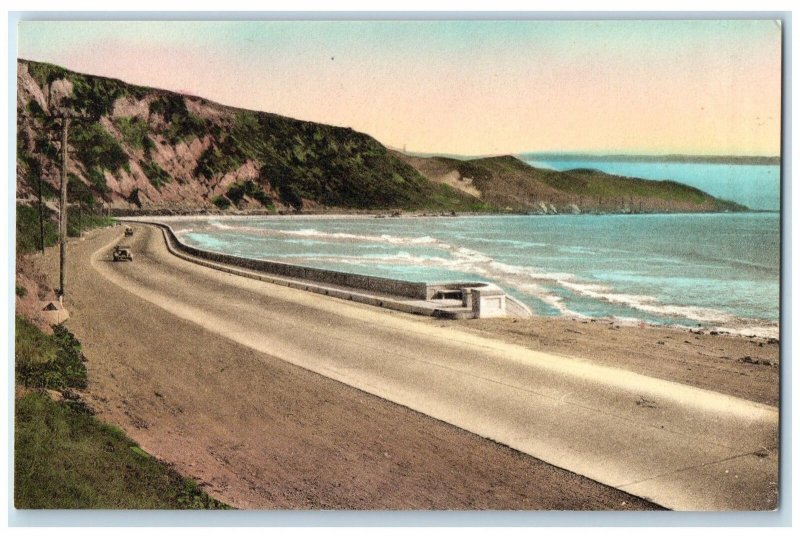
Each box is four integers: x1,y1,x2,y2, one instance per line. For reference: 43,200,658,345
88,224,778,511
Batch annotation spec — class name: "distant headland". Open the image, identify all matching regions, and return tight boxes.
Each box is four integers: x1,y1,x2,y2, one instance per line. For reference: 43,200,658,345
519,153,780,166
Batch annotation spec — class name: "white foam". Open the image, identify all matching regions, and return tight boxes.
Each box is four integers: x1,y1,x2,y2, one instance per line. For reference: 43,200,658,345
711,324,780,340
182,221,775,333
294,230,748,325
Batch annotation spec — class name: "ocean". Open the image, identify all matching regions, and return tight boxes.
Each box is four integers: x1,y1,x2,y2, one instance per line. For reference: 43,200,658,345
171,211,780,338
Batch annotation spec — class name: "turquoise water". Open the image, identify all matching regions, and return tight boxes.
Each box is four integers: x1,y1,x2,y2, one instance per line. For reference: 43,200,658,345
172,213,780,337
519,157,781,211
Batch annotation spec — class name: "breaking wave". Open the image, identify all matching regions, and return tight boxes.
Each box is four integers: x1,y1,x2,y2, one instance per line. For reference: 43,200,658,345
276,228,737,325
176,217,777,336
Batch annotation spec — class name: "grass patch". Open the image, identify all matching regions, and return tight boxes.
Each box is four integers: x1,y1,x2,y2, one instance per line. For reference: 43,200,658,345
16,203,58,255
15,317,87,390
14,317,229,509
15,392,229,509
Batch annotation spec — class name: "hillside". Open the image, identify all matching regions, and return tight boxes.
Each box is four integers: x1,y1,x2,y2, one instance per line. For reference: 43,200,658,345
393,152,747,214
16,59,744,216
16,59,484,214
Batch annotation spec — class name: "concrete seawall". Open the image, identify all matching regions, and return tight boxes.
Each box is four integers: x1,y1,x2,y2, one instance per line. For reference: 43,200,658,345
124,220,532,319
160,222,431,299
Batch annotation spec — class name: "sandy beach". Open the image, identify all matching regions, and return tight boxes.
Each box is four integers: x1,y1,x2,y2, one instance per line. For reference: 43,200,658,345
444,317,779,407
28,224,778,510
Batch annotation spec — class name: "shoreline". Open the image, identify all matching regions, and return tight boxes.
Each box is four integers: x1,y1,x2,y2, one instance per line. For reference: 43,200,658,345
125,213,780,341
116,207,762,219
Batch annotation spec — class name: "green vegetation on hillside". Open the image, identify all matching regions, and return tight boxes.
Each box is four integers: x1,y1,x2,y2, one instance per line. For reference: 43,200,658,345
114,116,155,154
141,160,172,189
70,122,130,195
14,316,228,509
16,203,115,255
415,154,746,213
200,110,483,210
149,94,209,143
211,195,231,210
20,59,481,212
554,170,707,204
225,180,274,208
16,204,58,255
26,61,70,89
27,60,149,119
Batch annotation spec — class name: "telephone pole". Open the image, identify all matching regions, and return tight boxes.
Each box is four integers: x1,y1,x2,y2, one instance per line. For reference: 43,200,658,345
58,114,70,301
37,169,45,255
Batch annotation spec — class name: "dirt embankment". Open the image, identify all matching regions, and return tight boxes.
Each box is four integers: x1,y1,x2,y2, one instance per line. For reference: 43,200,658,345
27,226,660,510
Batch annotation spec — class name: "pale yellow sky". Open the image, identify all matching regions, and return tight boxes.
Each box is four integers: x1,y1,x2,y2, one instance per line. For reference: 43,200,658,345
19,20,783,156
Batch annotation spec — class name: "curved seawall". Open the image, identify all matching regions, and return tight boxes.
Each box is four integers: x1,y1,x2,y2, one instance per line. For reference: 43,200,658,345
124,220,531,319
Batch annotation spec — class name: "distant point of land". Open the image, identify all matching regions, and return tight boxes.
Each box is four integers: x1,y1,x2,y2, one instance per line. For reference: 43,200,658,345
518,153,780,166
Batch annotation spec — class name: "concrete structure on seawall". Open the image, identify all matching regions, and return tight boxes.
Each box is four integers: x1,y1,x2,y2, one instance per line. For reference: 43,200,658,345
125,219,532,320
464,283,507,318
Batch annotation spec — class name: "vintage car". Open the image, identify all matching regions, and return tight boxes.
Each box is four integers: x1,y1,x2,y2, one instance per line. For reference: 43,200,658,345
112,245,133,262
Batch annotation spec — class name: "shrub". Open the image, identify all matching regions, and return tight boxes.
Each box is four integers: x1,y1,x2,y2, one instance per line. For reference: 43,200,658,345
68,174,96,207
69,76,127,119
195,136,247,179
15,318,87,390
149,95,208,143
140,161,172,189
26,61,69,88
225,180,273,207
114,117,151,151
70,123,129,174
211,195,231,210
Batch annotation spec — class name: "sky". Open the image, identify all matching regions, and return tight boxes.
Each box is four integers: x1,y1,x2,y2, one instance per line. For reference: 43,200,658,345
17,20,782,156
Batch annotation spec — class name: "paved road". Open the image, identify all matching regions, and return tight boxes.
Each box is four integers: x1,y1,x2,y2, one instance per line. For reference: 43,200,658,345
94,224,779,510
